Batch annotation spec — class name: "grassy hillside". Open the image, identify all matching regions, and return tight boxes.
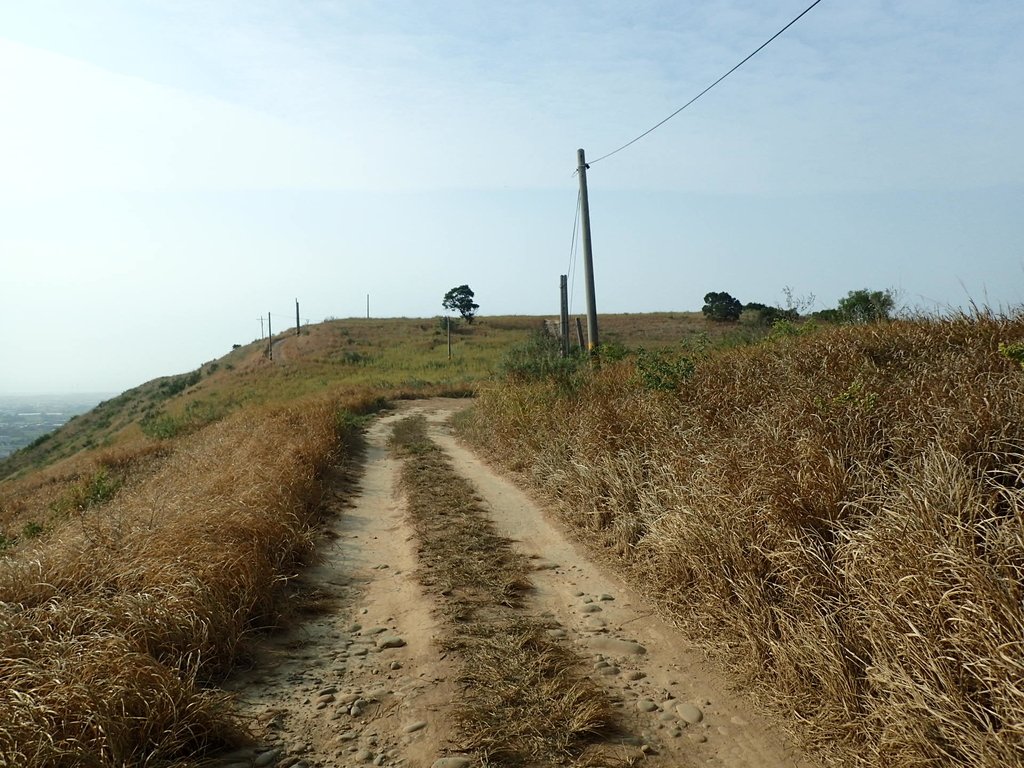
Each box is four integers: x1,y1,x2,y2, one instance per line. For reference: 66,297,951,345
10,308,1020,767
463,311,1024,768
0,311,728,767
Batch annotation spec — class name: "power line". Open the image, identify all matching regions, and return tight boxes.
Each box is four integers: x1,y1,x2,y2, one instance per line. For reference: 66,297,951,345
567,190,581,316
589,0,826,166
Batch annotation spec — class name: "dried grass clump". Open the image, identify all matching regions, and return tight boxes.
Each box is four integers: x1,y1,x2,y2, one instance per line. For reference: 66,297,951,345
0,440,170,539
0,397,355,767
466,312,1024,768
391,416,613,765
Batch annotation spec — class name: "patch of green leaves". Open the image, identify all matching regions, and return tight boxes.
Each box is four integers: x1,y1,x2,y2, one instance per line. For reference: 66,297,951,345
501,331,583,388
999,341,1024,370
51,469,123,515
634,348,695,392
140,399,227,439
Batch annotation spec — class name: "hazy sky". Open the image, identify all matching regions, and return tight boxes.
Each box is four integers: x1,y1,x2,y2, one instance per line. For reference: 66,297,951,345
2,1,1022,394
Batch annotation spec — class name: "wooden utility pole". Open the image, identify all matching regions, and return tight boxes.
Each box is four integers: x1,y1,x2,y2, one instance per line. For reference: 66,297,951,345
577,148,599,353
295,299,300,336
559,275,570,357
447,316,452,360
267,313,273,359
259,316,264,339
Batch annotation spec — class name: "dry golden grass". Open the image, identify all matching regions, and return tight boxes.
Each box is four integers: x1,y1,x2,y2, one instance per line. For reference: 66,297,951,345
0,393,380,766
0,312,716,766
465,312,1024,768
390,415,614,765
0,441,170,549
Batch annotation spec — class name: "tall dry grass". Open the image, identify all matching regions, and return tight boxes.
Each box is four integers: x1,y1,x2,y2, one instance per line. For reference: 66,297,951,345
0,395,371,767
466,313,1024,767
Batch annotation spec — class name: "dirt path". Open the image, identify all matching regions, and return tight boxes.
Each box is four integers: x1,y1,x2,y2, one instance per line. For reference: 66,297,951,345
214,399,816,768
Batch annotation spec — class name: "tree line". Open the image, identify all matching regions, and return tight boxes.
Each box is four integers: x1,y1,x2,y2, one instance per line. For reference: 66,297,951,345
702,288,896,325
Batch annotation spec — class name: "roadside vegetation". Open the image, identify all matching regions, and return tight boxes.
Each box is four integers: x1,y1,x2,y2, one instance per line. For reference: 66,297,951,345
6,300,1019,768
462,309,1024,768
0,393,385,766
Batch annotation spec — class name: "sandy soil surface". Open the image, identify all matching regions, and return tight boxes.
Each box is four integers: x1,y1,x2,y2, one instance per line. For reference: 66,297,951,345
213,399,817,768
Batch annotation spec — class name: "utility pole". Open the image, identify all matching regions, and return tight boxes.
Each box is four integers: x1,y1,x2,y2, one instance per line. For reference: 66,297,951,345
447,316,452,360
259,316,264,339
267,313,273,360
577,148,599,353
295,299,300,337
559,275,569,358
366,294,370,320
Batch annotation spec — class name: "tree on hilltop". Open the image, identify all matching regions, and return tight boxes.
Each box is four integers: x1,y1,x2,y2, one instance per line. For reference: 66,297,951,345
442,285,480,324
702,291,742,322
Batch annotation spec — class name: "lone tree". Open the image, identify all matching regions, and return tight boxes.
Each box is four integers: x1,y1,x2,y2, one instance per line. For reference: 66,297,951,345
442,284,480,324
702,291,742,322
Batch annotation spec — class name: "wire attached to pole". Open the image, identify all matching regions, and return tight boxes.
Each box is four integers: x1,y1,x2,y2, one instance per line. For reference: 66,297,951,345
588,0,826,166
567,190,582,316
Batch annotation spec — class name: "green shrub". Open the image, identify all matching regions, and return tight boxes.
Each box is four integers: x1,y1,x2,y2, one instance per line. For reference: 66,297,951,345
501,331,582,387
140,400,226,440
28,433,52,449
51,469,123,515
157,370,202,399
634,348,694,392
998,341,1024,370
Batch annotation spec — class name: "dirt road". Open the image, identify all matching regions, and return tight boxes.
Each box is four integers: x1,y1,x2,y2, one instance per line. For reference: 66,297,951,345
215,399,815,768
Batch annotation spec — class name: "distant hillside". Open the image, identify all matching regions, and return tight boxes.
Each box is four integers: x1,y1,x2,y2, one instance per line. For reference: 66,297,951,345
0,394,110,459
0,312,725,483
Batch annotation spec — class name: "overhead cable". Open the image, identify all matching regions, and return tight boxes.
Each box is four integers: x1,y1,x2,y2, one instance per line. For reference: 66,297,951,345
588,0,826,166
567,190,582,316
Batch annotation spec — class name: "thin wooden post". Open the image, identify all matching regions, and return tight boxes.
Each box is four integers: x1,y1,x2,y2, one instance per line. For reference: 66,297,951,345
559,275,569,357
575,317,585,351
267,313,273,359
295,299,300,336
447,316,452,360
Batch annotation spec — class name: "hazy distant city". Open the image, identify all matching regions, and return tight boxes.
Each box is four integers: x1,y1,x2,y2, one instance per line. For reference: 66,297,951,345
0,394,110,459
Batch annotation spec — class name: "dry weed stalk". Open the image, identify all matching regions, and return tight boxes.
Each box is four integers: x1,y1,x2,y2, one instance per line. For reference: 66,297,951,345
467,313,1024,768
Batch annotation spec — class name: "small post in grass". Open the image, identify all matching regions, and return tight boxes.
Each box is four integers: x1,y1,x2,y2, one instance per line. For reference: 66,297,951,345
559,274,570,358
447,315,452,361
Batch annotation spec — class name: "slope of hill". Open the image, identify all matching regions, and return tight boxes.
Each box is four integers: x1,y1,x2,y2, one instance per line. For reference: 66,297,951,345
465,310,1024,768
0,311,736,766
7,309,1018,768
